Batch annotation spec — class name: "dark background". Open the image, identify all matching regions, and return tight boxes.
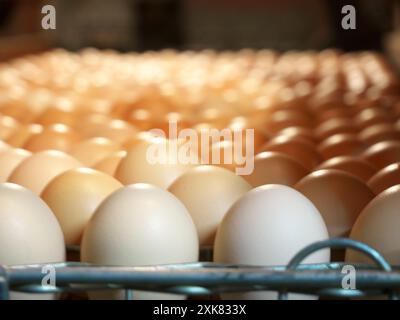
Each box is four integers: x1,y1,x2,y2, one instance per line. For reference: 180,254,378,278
0,0,396,60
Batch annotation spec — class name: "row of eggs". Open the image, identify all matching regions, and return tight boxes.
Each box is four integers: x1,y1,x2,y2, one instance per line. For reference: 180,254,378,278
1,49,400,300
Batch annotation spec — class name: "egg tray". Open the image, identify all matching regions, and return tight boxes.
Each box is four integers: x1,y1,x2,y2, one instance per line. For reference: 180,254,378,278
0,238,399,300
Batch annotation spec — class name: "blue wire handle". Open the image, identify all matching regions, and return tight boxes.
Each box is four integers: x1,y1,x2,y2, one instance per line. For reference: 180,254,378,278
278,238,396,300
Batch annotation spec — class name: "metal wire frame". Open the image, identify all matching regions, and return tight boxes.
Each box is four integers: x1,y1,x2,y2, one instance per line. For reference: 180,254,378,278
0,238,399,300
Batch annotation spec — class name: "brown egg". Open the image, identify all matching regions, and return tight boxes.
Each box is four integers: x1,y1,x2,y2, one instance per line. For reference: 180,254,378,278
127,108,155,131
93,150,127,176
122,131,161,151
0,148,32,182
23,124,79,152
354,108,391,130
41,168,123,245
314,118,358,141
8,150,81,194
260,135,321,170
208,139,254,174
277,126,316,144
244,151,309,187
358,123,400,145
115,137,198,189
0,115,20,140
70,137,121,166
362,140,400,169
89,119,137,144
317,156,376,182
295,169,375,238
318,133,366,160
6,124,43,148
367,163,400,194
35,106,77,127
76,113,112,138
346,185,400,265
315,107,352,125
266,109,313,133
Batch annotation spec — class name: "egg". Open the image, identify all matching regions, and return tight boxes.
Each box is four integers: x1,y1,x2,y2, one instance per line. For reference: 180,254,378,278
318,133,366,159
0,183,65,299
277,126,315,144
115,137,198,189
168,165,251,246
354,108,390,130
41,168,123,245
0,115,20,140
70,137,121,166
346,185,400,264
295,169,374,238
362,140,400,169
260,135,321,170
8,150,81,194
214,184,329,299
6,123,43,148
358,123,400,145
23,124,79,152
367,163,400,194
89,119,137,144
317,156,376,182
81,183,199,299
314,118,357,141
244,151,309,187
92,150,127,176
0,148,32,182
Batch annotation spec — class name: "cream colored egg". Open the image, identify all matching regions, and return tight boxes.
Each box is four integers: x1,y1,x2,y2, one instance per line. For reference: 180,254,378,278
70,137,121,166
115,137,198,189
244,151,309,187
346,185,400,264
81,183,199,299
93,150,127,176
295,169,374,238
0,183,65,299
168,165,251,246
0,148,32,182
214,184,329,300
8,150,81,194
41,168,123,245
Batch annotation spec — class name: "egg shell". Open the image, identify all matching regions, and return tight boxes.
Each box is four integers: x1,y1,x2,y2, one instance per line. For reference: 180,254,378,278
358,123,400,145
346,185,400,264
70,137,121,166
314,118,358,141
214,184,329,300
260,135,321,170
81,183,199,299
8,150,81,194
41,168,123,245
317,133,366,160
0,148,32,182
92,150,127,176
115,137,198,189
367,163,400,194
168,165,251,246
245,151,309,187
295,169,374,238
317,156,376,182
362,140,400,169
23,124,79,152
5,124,43,148
0,183,65,299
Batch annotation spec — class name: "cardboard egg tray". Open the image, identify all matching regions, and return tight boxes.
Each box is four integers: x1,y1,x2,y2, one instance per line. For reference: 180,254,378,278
0,238,399,300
